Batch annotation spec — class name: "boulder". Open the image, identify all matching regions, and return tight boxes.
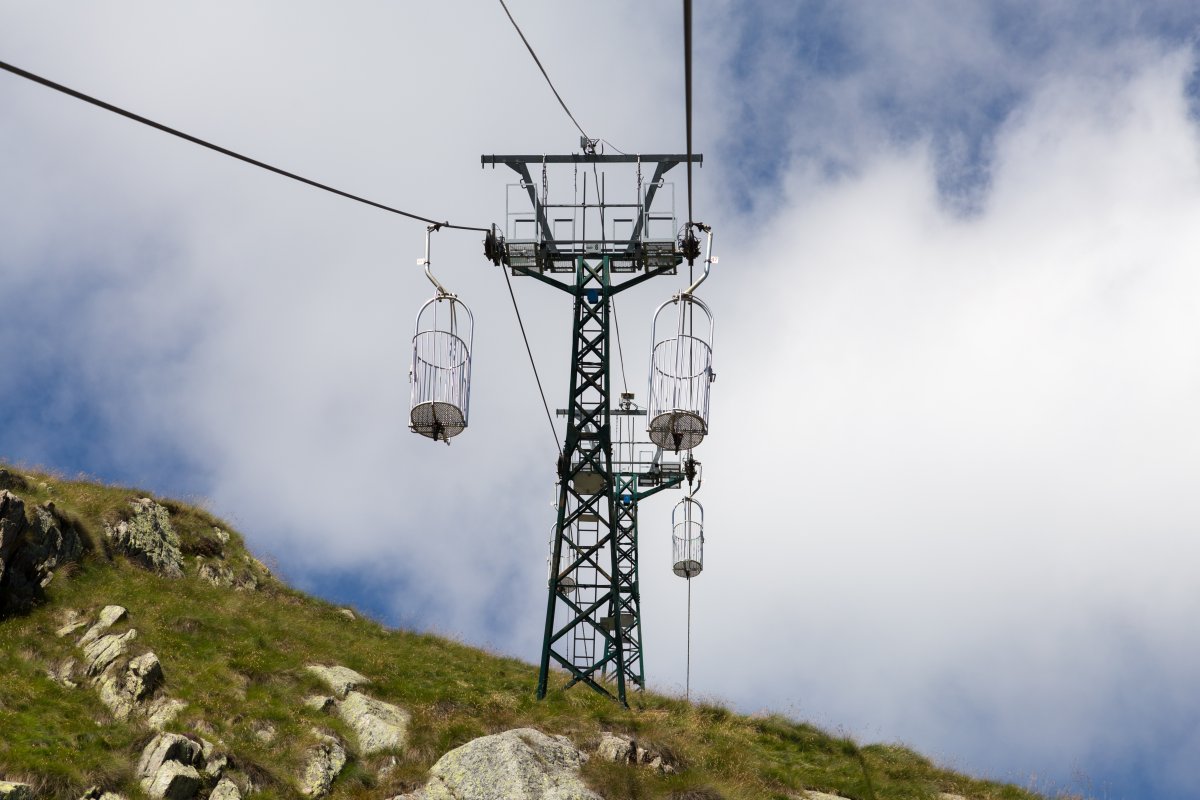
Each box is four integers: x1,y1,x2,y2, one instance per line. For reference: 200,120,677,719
595,732,635,764
143,762,201,800
413,728,602,800
197,561,234,587
304,695,335,712
78,605,128,647
83,629,138,676
0,492,86,614
98,651,164,719
299,731,347,798
136,733,205,780
104,499,183,578
209,779,241,800
306,664,369,698
0,782,33,800
336,691,410,754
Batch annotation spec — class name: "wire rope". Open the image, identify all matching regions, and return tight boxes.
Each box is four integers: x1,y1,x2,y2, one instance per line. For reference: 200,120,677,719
0,59,489,232
683,0,696,227
497,0,590,142
501,264,562,455
686,576,693,702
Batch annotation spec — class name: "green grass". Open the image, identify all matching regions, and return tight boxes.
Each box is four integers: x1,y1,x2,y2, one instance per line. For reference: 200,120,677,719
0,465,1052,800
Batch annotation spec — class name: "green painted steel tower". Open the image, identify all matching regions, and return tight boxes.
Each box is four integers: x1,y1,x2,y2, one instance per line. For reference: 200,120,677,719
481,151,700,705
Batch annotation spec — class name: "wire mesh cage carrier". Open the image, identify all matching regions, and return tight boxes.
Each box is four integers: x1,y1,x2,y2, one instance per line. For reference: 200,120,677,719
647,293,715,452
410,294,473,441
409,226,474,442
672,495,704,579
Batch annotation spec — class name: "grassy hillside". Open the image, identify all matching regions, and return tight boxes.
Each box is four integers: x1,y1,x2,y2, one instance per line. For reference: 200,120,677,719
0,465,1049,800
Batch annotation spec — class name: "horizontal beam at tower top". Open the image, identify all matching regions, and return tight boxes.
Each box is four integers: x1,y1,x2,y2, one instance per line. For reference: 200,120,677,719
482,154,702,166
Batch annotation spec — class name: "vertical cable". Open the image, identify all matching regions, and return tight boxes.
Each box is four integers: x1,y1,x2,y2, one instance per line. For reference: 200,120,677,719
683,0,695,227
686,575,693,702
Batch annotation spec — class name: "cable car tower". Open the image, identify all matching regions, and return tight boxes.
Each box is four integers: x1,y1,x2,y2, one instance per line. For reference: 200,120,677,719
482,145,710,705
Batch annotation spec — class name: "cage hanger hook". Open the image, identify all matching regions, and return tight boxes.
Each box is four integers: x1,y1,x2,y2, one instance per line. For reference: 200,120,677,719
418,223,454,298
682,224,716,296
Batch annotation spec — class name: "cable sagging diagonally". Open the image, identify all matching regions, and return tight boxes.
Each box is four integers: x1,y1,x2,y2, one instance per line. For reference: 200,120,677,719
0,59,490,233
497,0,590,143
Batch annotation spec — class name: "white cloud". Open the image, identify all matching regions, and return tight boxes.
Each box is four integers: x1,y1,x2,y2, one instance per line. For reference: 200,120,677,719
639,45,1200,792
4,3,1200,796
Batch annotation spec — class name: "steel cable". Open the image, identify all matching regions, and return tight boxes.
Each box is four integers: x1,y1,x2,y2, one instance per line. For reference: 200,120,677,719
501,265,563,455
0,59,490,232
497,0,590,142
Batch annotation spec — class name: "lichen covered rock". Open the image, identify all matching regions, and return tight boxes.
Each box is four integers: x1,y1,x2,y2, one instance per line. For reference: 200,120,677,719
336,691,410,754
105,499,183,577
410,728,602,800
0,782,33,800
306,664,369,698
299,731,347,798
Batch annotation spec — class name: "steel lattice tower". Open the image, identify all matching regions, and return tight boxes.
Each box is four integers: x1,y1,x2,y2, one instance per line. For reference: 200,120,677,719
482,151,700,705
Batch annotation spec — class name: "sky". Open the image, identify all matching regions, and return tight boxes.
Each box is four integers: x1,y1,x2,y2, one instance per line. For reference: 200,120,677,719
2,2,1200,798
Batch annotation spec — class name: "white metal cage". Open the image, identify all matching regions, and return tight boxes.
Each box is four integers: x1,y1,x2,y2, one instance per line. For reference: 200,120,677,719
672,496,704,579
647,294,715,452
410,294,474,442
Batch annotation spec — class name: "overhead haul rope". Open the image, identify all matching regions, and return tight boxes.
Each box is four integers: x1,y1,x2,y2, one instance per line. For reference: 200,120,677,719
497,0,589,142
683,0,696,229
0,59,490,232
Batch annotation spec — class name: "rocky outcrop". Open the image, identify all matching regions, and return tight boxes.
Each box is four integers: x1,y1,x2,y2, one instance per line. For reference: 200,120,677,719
104,499,183,578
0,491,87,615
399,728,602,800
144,762,201,800
0,782,33,800
306,664,411,755
137,733,206,800
98,651,164,720
208,779,241,800
306,664,369,698
83,629,138,676
78,605,128,647
594,731,677,774
299,731,347,798
336,691,411,754
60,606,184,727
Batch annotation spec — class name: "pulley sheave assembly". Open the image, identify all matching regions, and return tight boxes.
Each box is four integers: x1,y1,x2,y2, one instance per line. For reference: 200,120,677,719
410,225,474,443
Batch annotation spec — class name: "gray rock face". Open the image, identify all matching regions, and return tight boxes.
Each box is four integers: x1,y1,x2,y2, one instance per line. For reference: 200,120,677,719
413,728,602,800
209,779,241,800
299,732,347,798
143,762,201,800
306,664,369,698
78,605,129,647
596,732,635,764
83,629,138,675
0,782,33,800
98,651,164,719
0,492,87,615
336,691,411,754
304,694,335,712
104,499,183,578
196,560,257,591
137,733,206,780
